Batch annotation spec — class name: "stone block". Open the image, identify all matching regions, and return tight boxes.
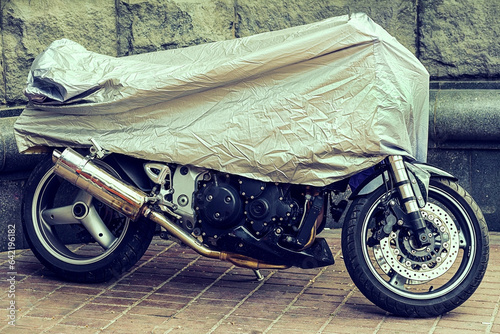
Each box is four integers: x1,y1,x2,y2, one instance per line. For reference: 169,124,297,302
0,179,28,251
116,0,235,55
420,0,500,78
236,0,418,54
0,32,5,105
428,148,500,232
0,116,45,173
427,149,471,191
471,151,500,231
1,0,118,104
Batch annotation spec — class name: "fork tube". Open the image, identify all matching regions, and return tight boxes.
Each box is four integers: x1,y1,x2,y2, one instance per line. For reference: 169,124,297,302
387,156,430,246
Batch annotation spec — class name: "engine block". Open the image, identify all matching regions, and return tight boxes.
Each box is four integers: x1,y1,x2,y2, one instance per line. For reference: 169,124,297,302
194,173,301,242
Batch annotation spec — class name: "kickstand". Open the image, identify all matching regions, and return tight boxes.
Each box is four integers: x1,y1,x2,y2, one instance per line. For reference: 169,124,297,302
253,269,264,281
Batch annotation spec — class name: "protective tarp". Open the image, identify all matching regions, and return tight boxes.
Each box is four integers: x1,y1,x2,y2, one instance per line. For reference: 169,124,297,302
15,13,429,186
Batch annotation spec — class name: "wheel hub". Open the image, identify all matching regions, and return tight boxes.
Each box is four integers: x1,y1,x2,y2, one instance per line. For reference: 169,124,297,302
373,202,460,281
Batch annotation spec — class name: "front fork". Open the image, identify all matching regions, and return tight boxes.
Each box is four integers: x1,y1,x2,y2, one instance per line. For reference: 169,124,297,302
387,156,431,247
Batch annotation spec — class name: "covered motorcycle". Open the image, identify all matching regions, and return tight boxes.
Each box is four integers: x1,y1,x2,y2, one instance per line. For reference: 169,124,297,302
15,13,489,317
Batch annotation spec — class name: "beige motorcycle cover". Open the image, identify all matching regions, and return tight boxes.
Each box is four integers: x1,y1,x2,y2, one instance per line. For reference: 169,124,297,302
15,13,429,186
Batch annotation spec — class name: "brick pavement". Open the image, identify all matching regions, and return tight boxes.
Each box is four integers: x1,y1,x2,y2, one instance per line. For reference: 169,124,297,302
1,229,499,334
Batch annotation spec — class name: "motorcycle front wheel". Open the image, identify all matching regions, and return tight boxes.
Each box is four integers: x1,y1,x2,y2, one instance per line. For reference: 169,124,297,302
22,155,156,283
342,177,489,317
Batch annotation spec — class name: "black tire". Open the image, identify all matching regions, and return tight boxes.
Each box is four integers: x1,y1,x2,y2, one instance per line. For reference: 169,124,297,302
342,177,489,317
22,155,156,283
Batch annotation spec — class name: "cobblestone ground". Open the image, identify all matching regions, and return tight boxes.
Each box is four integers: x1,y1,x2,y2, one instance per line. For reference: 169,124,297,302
1,229,499,334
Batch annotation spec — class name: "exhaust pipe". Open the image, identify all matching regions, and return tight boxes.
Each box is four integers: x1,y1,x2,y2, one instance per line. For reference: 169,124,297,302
52,148,287,270
52,149,147,221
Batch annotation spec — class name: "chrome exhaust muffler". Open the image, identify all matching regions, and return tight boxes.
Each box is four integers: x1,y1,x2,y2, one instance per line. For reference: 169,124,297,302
52,148,287,270
52,148,148,221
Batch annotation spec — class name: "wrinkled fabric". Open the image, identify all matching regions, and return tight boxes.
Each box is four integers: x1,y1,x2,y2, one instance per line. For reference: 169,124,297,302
15,13,429,186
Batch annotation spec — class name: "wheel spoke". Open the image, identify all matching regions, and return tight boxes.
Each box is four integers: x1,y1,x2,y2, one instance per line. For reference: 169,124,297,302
75,190,93,206
458,229,468,249
389,273,407,290
80,203,117,249
42,205,81,225
41,190,94,226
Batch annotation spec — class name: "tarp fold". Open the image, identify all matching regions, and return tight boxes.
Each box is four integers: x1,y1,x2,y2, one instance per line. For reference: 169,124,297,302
14,13,429,186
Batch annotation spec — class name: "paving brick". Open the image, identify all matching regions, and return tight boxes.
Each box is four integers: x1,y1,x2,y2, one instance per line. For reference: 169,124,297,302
19,283,61,293
14,290,48,309
126,305,178,318
151,320,215,334
25,306,74,319
439,312,493,324
435,318,492,331
119,272,175,286
153,285,204,297
58,314,111,328
197,287,255,301
146,292,193,303
34,293,90,310
110,283,155,293
136,298,186,310
292,297,341,309
57,285,105,296
174,305,234,320
248,290,302,303
97,289,148,300
16,262,44,276
343,295,374,306
12,315,61,330
271,317,325,332
431,328,485,334
321,324,382,334
174,269,227,280
285,305,334,317
215,316,272,333
458,300,499,314
17,275,64,285
333,303,387,319
69,303,128,320
169,274,219,286
213,279,264,289
303,286,355,297
134,264,179,274
231,303,282,319
101,313,169,333
43,324,103,334
244,295,294,307
377,318,437,333
468,291,500,303
267,328,320,334
212,323,267,334
91,295,139,307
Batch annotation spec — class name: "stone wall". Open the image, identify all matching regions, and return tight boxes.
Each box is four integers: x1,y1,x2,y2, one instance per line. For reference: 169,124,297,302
1,0,499,106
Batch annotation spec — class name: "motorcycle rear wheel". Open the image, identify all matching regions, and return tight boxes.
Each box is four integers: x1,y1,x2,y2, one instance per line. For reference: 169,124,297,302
22,156,156,283
342,177,489,317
